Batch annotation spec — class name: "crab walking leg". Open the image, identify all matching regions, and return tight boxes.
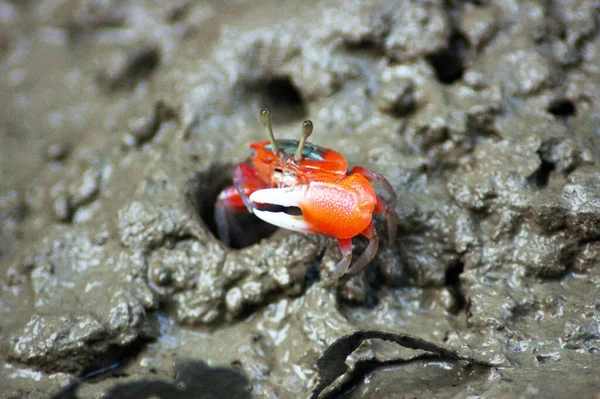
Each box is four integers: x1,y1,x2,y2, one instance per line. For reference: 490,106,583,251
375,196,398,245
214,202,231,247
215,162,268,245
215,186,247,246
350,165,397,203
346,222,379,276
332,238,354,280
351,165,398,245
233,163,266,212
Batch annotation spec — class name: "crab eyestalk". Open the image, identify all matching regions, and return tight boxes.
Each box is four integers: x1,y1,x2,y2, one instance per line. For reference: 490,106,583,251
259,109,280,154
295,120,313,162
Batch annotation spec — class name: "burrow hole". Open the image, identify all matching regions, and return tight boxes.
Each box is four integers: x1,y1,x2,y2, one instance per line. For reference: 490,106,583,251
426,32,468,85
190,163,278,249
190,77,307,249
444,260,466,314
528,159,555,189
547,98,576,117
240,75,307,123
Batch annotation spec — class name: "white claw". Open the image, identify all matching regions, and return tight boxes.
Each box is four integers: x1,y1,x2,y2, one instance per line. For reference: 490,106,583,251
253,209,311,233
249,186,307,207
249,186,312,233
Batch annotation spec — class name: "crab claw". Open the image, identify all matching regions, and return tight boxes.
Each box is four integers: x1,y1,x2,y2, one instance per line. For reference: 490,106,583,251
248,186,312,233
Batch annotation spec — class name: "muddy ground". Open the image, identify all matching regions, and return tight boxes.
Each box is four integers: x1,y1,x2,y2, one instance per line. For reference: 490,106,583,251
1,0,600,398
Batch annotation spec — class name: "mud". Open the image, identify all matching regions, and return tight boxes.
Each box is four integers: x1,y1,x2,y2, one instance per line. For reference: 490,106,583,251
1,0,600,398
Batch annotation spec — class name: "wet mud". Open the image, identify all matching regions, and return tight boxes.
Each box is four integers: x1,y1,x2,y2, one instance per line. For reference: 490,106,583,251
1,0,599,398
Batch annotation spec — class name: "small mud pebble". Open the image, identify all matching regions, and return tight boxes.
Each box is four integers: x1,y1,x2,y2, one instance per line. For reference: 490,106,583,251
373,77,416,116
337,274,368,305
151,265,174,287
46,142,70,161
70,166,102,208
97,45,160,91
52,194,72,222
128,101,178,146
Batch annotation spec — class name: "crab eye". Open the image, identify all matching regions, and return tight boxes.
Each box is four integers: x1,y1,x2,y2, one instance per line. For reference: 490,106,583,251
254,202,303,216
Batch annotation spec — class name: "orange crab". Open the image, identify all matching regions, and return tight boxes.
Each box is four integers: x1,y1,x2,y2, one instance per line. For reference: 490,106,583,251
216,109,397,281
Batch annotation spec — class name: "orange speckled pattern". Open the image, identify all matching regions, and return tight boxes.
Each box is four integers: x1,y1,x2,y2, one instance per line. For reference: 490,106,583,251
302,173,376,239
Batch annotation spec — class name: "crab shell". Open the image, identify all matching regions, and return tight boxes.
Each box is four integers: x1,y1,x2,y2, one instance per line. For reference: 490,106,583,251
249,139,348,186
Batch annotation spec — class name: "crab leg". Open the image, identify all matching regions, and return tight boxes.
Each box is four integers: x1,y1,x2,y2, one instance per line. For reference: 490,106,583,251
332,238,354,281
375,196,398,245
350,165,397,203
215,162,268,245
233,163,268,212
351,165,398,245
346,222,379,276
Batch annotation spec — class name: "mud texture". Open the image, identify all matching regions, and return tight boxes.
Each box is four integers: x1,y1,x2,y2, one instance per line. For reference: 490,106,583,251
1,0,600,398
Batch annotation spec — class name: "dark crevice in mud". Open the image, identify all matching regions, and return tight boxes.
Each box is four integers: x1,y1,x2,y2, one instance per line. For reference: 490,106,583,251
98,46,161,91
229,302,266,326
552,244,579,280
160,234,201,254
386,88,418,119
445,261,466,314
426,32,468,84
165,2,191,23
363,264,384,309
528,159,555,189
547,98,576,117
72,340,151,383
508,301,541,323
53,360,251,399
304,250,325,289
129,100,178,146
125,47,160,84
342,38,387,58
444,260,464,287
241,76,307,123
189,163,278,249
542,3,569,43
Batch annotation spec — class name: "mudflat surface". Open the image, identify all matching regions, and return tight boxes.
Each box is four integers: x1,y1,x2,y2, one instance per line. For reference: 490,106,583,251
1,1,599,398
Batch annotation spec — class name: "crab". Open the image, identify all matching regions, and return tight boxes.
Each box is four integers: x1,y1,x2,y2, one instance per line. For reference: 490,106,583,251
215,109,398,281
